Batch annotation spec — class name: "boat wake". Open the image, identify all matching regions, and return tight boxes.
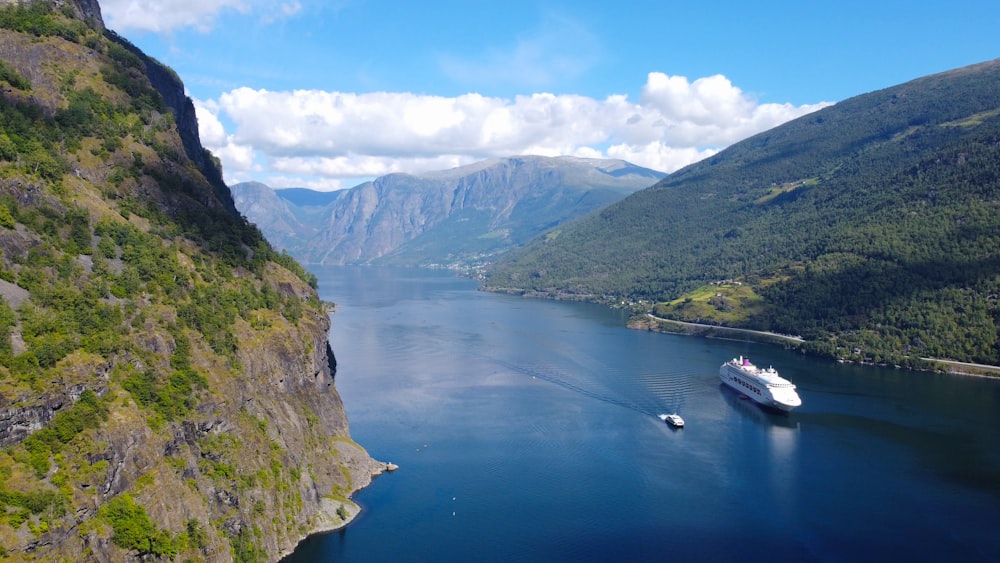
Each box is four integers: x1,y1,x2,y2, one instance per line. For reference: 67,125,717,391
496,358,653,415
489,356,708,420
639,367,707,412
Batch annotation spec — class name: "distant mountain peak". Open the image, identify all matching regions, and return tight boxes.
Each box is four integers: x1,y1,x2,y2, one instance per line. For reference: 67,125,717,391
233,155,665,267
416,154,663,181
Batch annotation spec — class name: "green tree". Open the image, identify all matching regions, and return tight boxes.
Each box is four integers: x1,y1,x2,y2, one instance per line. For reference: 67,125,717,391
99,494,177,557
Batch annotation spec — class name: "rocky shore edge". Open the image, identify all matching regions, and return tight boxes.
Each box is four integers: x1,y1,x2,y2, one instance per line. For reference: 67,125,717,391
632,314,1000,378
280,456,399,558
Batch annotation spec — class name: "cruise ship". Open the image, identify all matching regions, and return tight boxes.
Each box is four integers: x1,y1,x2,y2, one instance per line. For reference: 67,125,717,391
719,356,802,412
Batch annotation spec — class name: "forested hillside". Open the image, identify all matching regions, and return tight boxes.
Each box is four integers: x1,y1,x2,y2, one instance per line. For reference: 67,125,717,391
0,2,381,560
485,59,1000,367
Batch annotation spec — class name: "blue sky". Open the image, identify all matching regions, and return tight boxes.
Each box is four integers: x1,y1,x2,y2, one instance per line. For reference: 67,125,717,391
100,0,1000,190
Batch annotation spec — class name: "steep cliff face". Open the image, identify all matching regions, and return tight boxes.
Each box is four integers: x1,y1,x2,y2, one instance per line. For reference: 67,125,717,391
233,156,665,267
64,0,104,30
0,3,382,561
113,32,235,216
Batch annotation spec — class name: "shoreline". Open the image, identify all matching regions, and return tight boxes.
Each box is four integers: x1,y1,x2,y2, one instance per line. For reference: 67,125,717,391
279,460,398,560
632,314,1000,378
310,497,364,536
275,500,362,562
918,358,1000,378
632,314,805,346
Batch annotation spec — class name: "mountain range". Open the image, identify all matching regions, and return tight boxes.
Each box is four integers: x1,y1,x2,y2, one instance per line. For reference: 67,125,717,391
231,156,664,267
485,59,1000,367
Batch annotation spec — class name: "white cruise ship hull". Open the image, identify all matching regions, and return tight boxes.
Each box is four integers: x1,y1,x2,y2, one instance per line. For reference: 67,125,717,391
719,358,802,412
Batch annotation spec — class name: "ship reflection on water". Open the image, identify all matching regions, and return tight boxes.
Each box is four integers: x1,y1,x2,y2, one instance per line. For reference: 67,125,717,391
720,382,800,511
720,383,797,427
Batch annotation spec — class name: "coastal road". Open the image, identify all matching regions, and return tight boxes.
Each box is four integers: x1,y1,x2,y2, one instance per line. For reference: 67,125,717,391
644,314,804,344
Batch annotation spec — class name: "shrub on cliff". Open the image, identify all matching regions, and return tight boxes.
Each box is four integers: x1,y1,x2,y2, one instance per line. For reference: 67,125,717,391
98,494,178,557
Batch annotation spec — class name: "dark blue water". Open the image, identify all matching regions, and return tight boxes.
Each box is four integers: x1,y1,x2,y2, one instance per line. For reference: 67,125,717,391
286,266,1000,562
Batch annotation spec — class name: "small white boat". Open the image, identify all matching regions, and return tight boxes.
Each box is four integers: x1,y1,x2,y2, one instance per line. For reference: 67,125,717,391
658,413,685,428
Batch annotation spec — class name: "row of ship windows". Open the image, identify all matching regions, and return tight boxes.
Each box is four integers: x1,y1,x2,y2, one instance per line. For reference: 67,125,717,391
734,377,761,395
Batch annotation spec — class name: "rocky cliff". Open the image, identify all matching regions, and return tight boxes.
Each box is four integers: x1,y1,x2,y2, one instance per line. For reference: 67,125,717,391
232,156,665,267
0,0,105,30
0,2,383,561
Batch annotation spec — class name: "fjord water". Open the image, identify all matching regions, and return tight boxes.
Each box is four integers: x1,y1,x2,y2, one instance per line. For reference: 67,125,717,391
287,267,1000,562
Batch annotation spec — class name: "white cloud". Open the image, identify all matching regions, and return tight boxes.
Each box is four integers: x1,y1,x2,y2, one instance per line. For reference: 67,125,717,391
606,142,720,174
101,0,300,32
101,0,246,33
193,101,257,173
193,102,227,146
100,3,829,190
195,73,831,189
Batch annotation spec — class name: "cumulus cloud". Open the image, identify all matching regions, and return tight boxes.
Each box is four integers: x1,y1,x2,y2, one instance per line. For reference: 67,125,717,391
99,3,828,190
196,73,830,189
194,102,258,173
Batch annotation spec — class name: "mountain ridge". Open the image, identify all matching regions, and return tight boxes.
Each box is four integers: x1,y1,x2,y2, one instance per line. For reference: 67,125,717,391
232,155,665,267
485,58,1000,367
